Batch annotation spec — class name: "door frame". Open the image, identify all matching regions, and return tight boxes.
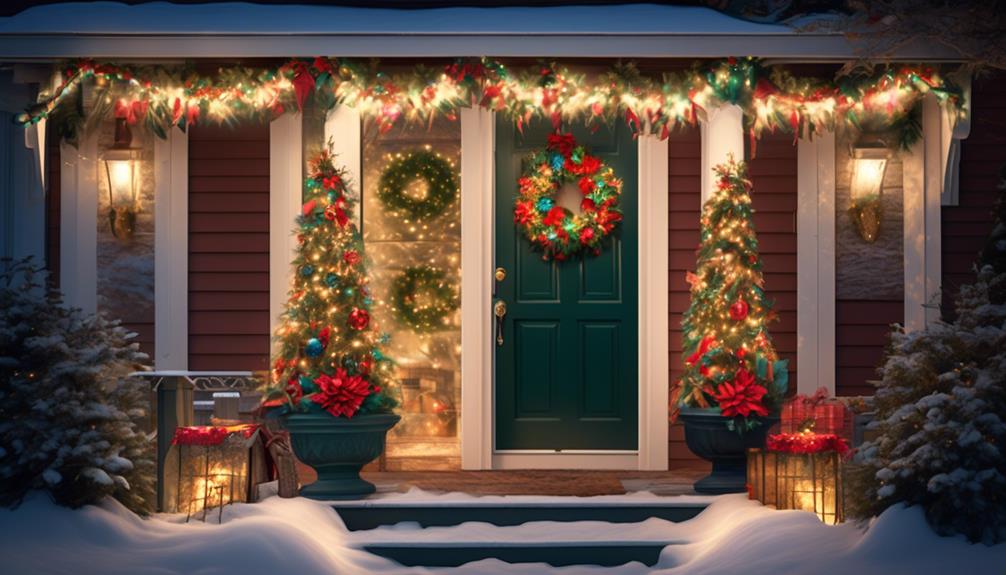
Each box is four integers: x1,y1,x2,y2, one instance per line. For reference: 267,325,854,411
459,108,668,470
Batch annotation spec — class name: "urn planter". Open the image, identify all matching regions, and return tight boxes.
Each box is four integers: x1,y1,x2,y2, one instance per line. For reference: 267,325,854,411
679,408,779,494
283,412,400,500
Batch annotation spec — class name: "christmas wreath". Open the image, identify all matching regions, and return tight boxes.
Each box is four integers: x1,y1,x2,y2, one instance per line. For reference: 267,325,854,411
513,133,623,260
390,266,459,333
378,149,458,221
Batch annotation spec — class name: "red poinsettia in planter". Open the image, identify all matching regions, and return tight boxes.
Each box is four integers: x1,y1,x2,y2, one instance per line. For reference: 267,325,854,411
261,147,398,500
671,159,787,494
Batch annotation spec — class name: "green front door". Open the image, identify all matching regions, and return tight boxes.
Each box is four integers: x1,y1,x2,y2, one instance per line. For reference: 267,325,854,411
494,117,638,451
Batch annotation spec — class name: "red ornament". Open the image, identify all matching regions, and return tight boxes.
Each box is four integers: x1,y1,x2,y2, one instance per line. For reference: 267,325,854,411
729,299,750,321
343,250,361,266
578,226,596,245
302,199,317,217
309,369,371,418
348,308,370,331
713,368,768,418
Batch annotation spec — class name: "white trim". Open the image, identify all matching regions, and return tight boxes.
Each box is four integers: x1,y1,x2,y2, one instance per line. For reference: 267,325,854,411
269,113,303,354
324,107,362,224
153,127,188,370
903,95,944,331
59,135,98,313
796,132,836,395
459,106,495,471
637,134,669,471
699,104,744,204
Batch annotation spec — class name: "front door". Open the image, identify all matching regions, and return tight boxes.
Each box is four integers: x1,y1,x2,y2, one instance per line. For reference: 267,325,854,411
494,117,638,451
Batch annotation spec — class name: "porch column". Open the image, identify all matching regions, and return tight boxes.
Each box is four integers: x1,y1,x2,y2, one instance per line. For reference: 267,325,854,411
699,104,744,204
269,112,303,354
153,127,189,369
324,106,362,224
796,132,836,396
59,134,98,313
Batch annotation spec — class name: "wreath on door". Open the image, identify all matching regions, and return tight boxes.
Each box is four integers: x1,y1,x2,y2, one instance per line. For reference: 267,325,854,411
513,133,623,260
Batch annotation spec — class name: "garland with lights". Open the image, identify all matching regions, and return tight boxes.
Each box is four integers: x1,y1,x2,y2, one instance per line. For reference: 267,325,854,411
377,149,458,221
19,57,962,151
261,145,397,419
390,266,459,333
671,158,788,432
514,132,622,260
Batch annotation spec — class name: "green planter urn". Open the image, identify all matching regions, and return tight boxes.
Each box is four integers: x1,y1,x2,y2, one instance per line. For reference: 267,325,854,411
283,412,400,500
679,408,779,495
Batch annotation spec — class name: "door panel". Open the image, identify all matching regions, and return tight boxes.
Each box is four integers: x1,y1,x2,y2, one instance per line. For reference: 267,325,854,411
494,117,638,451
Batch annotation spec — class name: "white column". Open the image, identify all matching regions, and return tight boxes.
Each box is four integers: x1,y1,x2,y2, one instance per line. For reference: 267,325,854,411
459,107,495,470
637,134,669,470
796,132,836,395
59,135,98,313
269,113,304,354
903,95,944,331
324,106,362,225
153,127,189,370
699,104,745,204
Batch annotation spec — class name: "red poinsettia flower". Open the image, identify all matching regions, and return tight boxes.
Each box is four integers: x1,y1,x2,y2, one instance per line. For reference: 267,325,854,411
547,133,577,157
543,206,566,227
596,209,622,232
322,175,342,191
343,250,361,266
285,377,304,404
518,176,535,196
310,369,371,418
578,176,595,195
579,226,596,245
686,336,717,367
514,200,536,225
580,197,596,212
578,155,601,175
713,368,768,418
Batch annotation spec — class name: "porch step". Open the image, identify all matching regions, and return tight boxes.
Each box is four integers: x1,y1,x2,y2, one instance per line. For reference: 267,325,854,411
331,497,711,531
360,540,671,568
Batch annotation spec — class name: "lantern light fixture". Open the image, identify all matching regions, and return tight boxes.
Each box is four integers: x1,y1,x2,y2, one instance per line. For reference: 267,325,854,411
103,117,142,242
848,143,891,243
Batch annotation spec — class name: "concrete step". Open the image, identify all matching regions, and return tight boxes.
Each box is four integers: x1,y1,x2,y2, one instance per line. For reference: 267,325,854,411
361,540,671,568
332,496,712,531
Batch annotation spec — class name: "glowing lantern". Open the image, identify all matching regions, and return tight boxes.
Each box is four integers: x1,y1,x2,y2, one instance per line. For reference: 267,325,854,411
848,144,890,243
747,432,849,525
102,118,142,241
164,424,260,522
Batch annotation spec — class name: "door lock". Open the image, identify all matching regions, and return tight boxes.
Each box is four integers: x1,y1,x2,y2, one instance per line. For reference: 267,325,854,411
494,299,507,346
495,267,506,282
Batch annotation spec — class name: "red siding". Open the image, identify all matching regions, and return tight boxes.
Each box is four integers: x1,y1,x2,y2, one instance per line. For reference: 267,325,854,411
942,73,1005,318
188,123,272,371
45,124,60,286
835,300,901,396
668,125,705,469
747,133,799,395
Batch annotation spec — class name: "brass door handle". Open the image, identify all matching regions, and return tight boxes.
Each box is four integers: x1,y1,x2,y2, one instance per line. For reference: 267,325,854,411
494,300,507,346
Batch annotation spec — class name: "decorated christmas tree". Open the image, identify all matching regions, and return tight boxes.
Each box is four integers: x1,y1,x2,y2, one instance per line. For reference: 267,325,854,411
263,146,397,418
672,158,788,430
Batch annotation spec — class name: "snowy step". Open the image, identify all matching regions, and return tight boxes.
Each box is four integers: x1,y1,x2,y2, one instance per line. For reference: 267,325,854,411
349,519,687,568
332,493,714,531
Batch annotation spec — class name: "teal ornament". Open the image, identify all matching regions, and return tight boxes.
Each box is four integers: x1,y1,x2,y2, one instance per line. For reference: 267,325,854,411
379,333,391,345
537,197,554,213
550,153,565,171
364,297,374,306
345,287,354,296
372,349,384,361
301,265,315,277
305,338,324,357
325,273,340,287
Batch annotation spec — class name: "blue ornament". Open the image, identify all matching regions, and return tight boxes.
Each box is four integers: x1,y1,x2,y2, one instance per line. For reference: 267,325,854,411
550,153,565,171
305,338,324,357
536,197,554,213
301,265,315,277
379,333,391,345
373,349,384,361
325,273,340,287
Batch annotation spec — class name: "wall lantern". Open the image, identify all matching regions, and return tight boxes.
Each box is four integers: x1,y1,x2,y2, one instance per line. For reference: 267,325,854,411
747,432,850,525
103,118,142,241
848,143,891,243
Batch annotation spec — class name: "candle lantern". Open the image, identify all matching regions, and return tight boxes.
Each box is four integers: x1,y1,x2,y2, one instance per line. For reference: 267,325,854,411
102,118,142,241
747,432,849,525
164,424,260,522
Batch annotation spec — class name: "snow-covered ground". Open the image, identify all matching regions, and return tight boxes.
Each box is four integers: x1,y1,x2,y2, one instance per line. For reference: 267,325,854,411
2,486,1003,575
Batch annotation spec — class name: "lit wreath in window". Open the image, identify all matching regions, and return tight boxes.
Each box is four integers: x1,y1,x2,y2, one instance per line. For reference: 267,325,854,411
513,133,623,260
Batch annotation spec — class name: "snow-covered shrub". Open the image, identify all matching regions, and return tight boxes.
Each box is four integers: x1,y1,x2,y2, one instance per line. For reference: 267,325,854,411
846,265,1006,543
0,258,154,514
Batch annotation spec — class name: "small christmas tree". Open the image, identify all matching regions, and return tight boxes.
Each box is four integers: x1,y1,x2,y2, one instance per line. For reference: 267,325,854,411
263,146,397,418
847,175,1006,544
0,258,154,513
672,158,788,430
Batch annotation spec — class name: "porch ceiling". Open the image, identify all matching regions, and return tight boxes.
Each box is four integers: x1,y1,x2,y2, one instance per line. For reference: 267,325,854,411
0,2,963,61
